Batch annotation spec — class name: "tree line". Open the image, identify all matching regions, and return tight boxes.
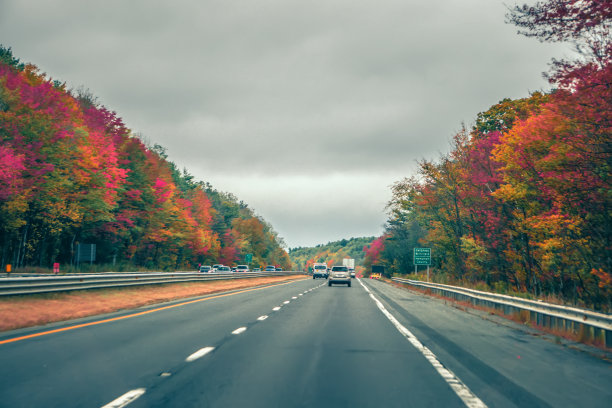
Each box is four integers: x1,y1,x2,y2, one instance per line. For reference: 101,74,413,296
366,0,611,311
0,47,291,272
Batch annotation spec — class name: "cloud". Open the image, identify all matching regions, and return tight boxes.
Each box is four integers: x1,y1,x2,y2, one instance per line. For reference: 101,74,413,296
0,0,571,247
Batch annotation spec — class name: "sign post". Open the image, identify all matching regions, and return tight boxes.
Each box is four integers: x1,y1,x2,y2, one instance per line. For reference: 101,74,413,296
413,248,431,282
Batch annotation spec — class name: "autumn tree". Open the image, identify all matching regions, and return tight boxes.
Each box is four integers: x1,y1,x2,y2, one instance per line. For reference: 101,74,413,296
0,45,290,273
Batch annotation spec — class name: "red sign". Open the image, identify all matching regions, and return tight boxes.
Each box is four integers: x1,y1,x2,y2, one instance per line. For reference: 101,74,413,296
53,263,60,274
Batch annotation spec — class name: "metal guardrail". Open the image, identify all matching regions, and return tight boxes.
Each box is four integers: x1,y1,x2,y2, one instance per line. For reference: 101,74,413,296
391,277,612,348
0,271,304,296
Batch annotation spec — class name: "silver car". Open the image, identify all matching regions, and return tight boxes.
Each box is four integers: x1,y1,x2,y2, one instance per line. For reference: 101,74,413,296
328,266,351,287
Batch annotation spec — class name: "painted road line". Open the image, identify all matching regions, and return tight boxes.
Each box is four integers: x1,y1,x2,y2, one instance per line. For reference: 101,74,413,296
186,346,215,362
292,296,297,299
101,388,146,408
257,315,268,321
0,278,307,346
358,279,487,408
283,300,290,304
272,306,281,311
232,327,247,335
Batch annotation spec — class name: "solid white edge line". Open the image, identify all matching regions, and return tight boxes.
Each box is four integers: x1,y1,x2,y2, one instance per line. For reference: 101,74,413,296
357,279,487,408
185,346,215,362
232,326,247,335
258,315,268,321
101,388,146,408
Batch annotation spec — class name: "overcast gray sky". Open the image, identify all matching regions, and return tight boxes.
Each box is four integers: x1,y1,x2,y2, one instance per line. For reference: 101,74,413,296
0,0,570,248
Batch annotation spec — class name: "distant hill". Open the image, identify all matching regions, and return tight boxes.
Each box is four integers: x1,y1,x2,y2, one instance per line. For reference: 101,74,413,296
288,237,375,271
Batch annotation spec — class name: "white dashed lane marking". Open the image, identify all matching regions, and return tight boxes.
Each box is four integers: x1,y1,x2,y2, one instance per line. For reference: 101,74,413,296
186,346,215,362
101,388,146,408
102,281,321,408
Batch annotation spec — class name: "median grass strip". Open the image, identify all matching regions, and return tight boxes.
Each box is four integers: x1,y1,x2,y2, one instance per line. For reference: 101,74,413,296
0,275,305,332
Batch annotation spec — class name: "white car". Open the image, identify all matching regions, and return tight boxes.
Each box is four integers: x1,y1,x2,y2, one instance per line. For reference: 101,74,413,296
328,266,351,287
312,264,328,279
216,266,232,273
235,265,249,273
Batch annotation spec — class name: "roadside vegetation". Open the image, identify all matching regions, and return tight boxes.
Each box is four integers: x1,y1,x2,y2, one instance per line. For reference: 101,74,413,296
0,48,291,273
365,1,611,312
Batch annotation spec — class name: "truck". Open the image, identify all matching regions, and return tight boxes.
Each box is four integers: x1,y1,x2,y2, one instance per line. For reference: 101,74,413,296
343,258,355,277
342,258,355,269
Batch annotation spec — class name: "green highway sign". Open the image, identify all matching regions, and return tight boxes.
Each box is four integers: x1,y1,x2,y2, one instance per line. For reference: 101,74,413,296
414,248,431,265
245,253,253,263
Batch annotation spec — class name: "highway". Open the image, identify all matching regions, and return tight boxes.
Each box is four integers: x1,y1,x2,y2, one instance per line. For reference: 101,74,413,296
0,278,610,407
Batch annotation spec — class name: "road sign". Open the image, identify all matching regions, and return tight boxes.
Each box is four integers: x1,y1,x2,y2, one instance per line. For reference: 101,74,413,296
414,248,431,265
372,265,384,274
245,253,253,263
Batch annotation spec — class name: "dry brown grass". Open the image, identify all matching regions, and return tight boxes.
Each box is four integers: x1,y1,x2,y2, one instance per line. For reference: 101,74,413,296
0,275,306,332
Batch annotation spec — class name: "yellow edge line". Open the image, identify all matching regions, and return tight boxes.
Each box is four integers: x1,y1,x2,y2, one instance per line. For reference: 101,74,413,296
0,278,306,346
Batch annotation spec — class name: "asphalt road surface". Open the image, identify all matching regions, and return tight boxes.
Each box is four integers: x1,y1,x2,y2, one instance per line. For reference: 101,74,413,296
0,278,610,407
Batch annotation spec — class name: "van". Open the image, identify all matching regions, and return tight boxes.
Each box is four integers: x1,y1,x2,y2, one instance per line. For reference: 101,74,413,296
312,263,328,279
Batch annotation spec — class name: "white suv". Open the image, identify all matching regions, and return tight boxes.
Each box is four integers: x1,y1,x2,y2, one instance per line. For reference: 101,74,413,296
328,266,351,287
